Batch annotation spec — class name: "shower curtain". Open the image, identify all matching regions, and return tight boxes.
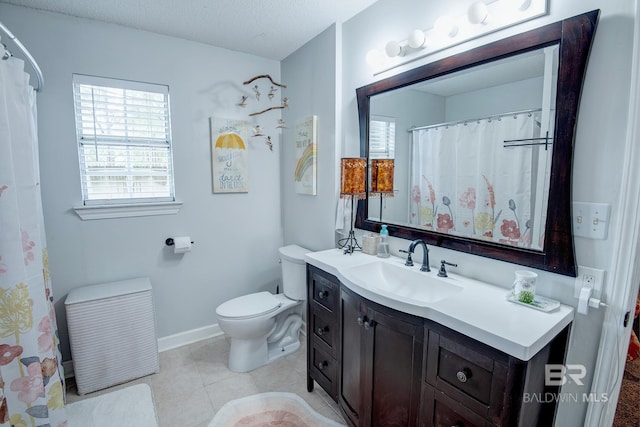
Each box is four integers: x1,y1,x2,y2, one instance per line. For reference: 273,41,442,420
409,113,548,250
0,57,67,426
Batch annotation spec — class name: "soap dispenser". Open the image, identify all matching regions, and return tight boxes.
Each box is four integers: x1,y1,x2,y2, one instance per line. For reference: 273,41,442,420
377,224,390,258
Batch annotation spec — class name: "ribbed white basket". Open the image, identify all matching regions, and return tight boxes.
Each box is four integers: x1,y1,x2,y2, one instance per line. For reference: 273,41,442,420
65,277,160,395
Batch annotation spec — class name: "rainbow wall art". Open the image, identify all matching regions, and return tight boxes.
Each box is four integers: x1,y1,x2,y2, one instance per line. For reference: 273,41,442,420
294,116,317,195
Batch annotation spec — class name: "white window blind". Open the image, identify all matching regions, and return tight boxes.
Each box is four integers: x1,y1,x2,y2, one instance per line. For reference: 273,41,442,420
370,115,396,159
72,74,175,205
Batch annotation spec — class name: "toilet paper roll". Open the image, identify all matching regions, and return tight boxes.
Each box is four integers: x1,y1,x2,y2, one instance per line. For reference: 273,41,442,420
173,236,192,254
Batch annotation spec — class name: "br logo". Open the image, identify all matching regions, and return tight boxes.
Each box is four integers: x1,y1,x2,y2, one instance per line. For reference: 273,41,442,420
545,364,587,386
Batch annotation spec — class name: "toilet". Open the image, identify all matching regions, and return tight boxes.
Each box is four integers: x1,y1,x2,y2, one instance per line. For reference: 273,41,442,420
215,244,310,372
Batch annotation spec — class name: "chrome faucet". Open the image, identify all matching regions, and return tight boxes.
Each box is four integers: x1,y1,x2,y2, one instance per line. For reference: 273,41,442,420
404,239,430,272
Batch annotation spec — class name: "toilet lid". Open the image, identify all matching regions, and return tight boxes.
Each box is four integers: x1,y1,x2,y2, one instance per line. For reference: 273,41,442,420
216,291,282,319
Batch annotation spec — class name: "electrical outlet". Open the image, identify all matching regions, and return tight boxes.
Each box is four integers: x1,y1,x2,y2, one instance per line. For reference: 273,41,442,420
574,266,605,299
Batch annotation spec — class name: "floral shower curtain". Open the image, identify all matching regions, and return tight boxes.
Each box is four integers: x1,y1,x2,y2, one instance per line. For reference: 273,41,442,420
409,112,549,250
0,56,67,426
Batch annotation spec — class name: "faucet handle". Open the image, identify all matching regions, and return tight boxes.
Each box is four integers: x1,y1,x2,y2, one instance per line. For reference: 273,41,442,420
438,260,458,277
399,249,414,266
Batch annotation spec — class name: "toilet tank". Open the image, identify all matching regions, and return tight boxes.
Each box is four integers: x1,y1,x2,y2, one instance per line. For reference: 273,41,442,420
279,245,310,301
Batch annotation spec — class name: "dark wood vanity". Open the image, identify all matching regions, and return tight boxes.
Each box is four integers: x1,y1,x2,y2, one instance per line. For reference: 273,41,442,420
306,264,570,427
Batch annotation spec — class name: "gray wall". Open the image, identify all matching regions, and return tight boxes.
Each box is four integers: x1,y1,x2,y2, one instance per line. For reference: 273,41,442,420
0,4,284,361
281,25,340,252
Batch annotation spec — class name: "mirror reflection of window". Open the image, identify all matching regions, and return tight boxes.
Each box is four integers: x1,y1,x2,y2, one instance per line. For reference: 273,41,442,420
369,115,396,160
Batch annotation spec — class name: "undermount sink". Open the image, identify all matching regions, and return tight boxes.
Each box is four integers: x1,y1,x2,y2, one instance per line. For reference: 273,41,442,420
342,260,463,304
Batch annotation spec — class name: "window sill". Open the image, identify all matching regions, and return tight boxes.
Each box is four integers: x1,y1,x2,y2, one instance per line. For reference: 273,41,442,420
73,201,183,220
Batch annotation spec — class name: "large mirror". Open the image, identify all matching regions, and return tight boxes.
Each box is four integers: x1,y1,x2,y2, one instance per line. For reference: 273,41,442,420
355,10,599,276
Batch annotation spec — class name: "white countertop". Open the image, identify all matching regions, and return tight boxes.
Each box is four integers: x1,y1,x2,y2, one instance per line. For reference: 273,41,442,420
305,249,574,361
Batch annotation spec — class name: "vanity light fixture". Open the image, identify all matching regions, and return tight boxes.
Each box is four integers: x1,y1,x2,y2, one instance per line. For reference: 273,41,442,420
338,158,367,255
407,29,427,49
505,0,532,11
385,40,404,58
468,1,490,25
434,15,459,38
367,0,548,75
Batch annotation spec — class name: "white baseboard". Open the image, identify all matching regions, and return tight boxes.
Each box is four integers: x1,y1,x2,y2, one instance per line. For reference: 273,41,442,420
62,321,306,380
157,323,224,353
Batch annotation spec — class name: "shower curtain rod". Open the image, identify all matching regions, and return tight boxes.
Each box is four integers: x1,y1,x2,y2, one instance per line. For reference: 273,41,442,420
407,108,542,132
0,20,44,91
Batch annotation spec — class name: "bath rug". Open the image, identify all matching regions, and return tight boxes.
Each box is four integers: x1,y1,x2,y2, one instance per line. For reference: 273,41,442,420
66,383,158,427
208,392,345,427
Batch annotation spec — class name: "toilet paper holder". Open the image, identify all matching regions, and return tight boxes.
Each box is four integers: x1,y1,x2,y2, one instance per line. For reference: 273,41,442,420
165,238,194,246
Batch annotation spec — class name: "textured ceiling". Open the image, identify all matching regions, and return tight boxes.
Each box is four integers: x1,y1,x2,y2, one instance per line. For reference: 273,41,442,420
0,0,379,60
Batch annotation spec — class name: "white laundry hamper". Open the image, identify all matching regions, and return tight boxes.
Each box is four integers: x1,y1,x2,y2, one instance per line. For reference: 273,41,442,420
65,277,160,394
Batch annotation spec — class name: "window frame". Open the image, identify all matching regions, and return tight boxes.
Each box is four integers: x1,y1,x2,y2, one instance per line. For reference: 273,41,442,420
71,74,180,220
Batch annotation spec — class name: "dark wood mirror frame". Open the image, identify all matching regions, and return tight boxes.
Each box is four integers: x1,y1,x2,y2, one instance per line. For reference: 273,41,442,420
355,10,600,277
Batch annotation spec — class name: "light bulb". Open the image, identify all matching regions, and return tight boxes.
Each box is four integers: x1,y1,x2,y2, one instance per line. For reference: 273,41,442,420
385,40,404,58
434,16,459,38
503,0,531,11
468,2,489,25
366,49,385,67
407,29,426,49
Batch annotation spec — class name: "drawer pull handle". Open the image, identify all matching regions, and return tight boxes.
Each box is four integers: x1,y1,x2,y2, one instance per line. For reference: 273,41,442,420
317,361,328,370
357,316,365,326
456,368,472,383
318,290,329,299
317,326,329,336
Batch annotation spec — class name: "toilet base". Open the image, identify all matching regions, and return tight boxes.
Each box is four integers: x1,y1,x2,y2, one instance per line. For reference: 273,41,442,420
267,336,301,365
227,312,303,373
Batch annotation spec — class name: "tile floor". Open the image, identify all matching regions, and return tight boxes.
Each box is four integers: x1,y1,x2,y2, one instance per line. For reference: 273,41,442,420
65,335,346,427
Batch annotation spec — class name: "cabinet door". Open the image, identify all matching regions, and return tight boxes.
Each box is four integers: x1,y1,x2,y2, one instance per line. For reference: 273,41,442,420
367,307,423,427
339,288,365,426
339,286,424,427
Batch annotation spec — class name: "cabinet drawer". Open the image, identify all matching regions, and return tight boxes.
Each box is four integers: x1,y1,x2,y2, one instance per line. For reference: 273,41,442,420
426,328,508,423
438,347,493,405
310,307,337,352
423,385,490,427
310,269,338,313
309,342,337,397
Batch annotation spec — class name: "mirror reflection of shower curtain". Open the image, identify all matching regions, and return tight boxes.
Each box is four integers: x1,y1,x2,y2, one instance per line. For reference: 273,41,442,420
409,113,547,250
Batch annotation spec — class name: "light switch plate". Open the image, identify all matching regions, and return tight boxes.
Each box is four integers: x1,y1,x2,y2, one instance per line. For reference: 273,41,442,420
572,202,611,239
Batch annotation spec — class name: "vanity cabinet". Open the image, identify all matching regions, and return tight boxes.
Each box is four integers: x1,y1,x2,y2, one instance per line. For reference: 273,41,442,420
422,323,569,427
305,264,570,427
339,285,423,427
306,265,340,400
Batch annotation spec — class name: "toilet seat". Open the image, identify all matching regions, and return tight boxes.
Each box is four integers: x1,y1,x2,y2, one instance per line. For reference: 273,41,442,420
216,291,282,320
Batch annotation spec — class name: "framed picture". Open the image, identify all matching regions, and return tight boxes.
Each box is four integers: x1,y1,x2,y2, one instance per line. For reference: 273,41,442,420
210,117,250,193
294,115,317,195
